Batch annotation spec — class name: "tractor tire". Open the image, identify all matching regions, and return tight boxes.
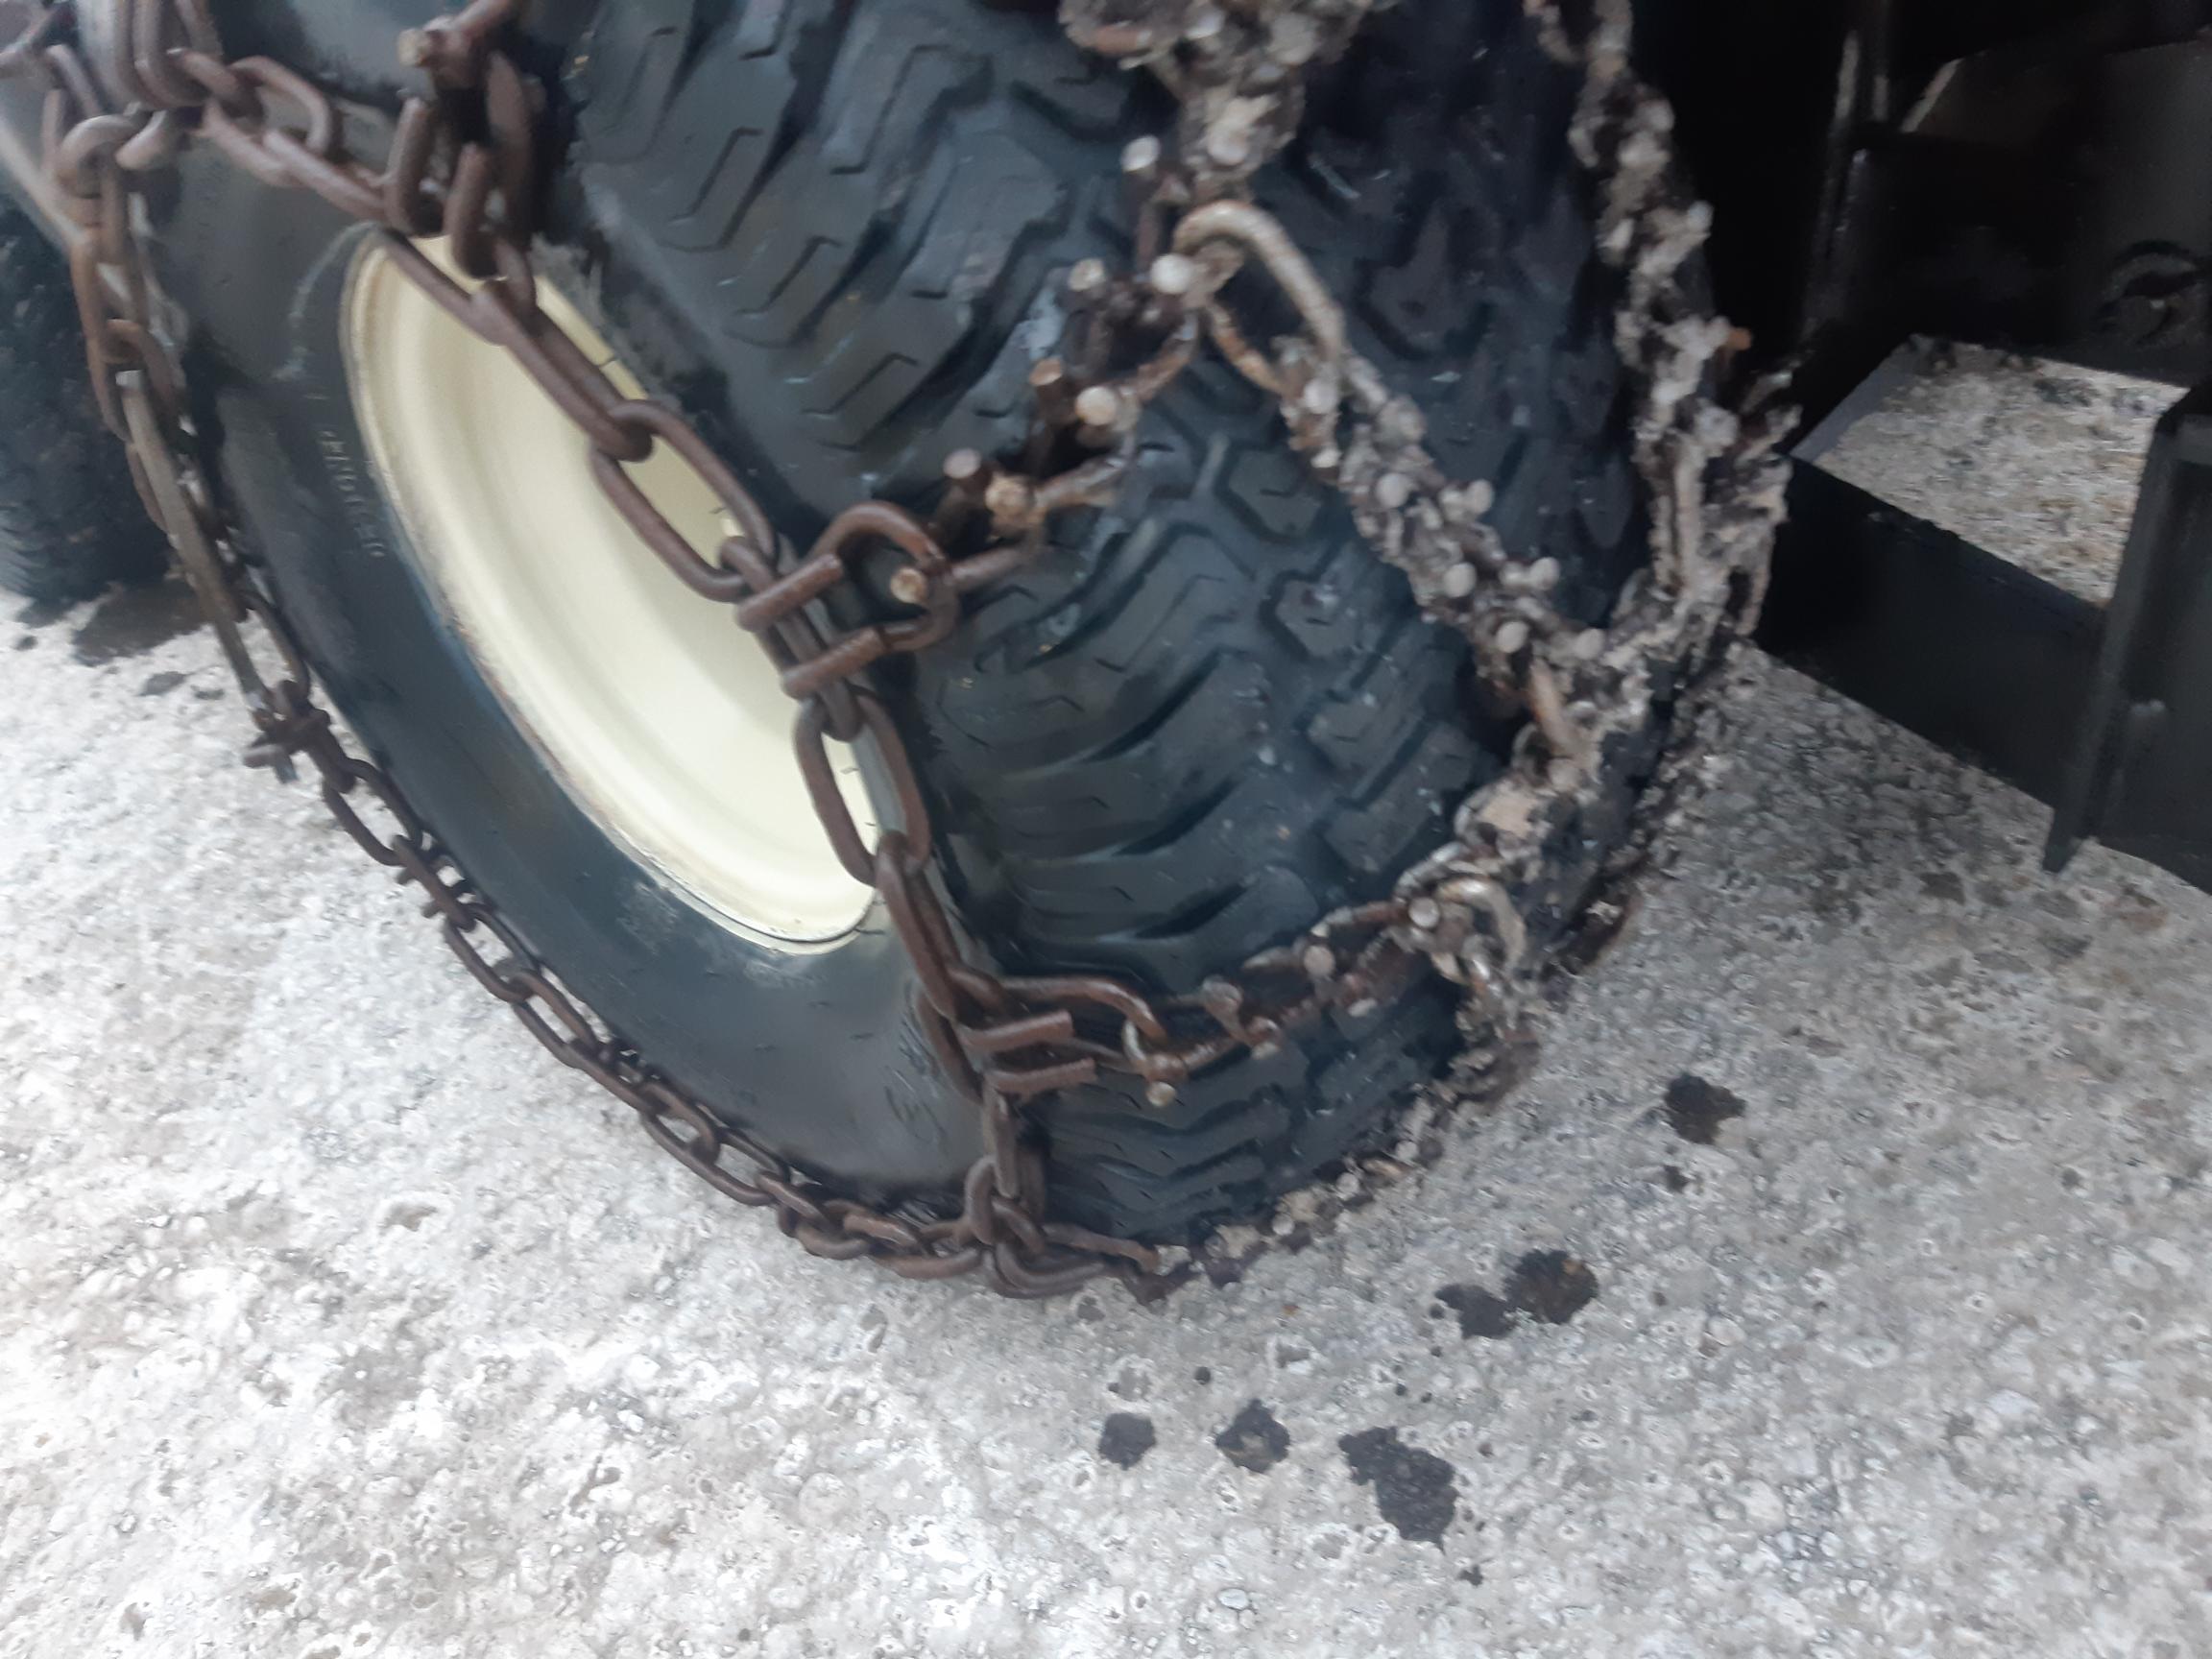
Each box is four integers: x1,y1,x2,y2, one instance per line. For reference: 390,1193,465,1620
0,199,171,605
156,0,1673,1247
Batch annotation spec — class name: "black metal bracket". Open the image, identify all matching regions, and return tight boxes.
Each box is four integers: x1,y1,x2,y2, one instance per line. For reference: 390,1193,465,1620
1755,462,2104,817
1760,385,2212,901
1636,0,2212,897
1634,0,2212,385
2046,384,2212,890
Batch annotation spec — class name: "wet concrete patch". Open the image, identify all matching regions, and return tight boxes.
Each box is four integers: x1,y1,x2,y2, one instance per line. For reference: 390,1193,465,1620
1339,1428,1458,1546
1436,1283,1515,1339
1506,1251,1599,1325
1214,1400,1289,1474
1097,1413,1155,1470
1663,1072,1745,1144
1436,1252,1600,1337
69,579,202,665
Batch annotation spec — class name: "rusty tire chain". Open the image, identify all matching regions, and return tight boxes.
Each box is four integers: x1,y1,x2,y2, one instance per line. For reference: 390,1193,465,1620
3,0,1205,1298
1070,0,1792,1054
2,0,1784,1295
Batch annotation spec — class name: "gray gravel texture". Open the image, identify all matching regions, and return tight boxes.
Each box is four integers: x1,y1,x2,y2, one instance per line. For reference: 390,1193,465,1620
5,356,2211,1658
1820,343,2166,604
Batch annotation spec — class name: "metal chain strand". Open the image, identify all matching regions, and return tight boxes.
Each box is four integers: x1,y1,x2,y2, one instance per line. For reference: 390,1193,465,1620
4,0,1784,1296
0,0,1178,1296
1057,0,1791,1047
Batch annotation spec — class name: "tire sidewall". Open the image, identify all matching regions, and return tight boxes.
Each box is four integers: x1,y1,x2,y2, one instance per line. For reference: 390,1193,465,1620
156,156,980,1196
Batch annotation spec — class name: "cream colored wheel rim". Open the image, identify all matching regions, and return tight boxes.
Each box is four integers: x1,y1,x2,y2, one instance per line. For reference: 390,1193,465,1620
342,239,876,947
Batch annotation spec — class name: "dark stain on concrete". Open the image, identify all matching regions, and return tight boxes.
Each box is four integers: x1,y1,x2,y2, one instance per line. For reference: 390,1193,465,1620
70,578,201,665
1436,1283,1515,1339
1097,1413,1156,1469
1458,1565,1484,1586
1192,1365,1213,1385
1339,1427,1458,1546
1214,1399,1289,1474
1438,1251,1599,1336
1664,1072,1745,1144
1507,1250,1599,1325
1657,1164,1691,1192
140,670,186,697
12,635,34,651
1919,869,1966,902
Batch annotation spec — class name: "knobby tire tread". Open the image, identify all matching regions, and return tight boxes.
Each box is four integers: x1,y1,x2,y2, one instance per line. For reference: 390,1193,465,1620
564,0,1647,1238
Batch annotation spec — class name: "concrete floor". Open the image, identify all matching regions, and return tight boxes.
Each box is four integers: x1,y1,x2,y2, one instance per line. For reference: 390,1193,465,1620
5,357,2211,1658
1820,343,2166,604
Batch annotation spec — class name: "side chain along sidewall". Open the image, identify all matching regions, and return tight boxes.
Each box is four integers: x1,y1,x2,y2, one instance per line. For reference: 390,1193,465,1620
152,156,979,1197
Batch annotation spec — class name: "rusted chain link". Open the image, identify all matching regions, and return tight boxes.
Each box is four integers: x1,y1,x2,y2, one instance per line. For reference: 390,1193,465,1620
3,0,1782,1295
1074,0,1790,1010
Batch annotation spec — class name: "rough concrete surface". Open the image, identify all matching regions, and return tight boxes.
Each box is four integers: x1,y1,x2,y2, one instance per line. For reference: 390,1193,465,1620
5,356,2212,1659
1820,343,2166,604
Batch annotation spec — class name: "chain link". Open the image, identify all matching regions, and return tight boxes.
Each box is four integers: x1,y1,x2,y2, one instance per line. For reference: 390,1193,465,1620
2,0,1781,1296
